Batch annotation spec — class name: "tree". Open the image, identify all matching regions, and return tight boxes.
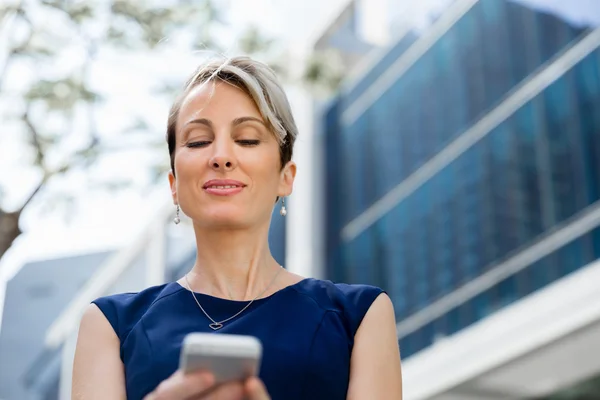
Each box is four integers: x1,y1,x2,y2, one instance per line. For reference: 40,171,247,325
0,0,343,267
302,49,345,96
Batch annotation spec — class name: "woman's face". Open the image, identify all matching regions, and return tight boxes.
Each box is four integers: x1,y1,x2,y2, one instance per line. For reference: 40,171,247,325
169,80,296,229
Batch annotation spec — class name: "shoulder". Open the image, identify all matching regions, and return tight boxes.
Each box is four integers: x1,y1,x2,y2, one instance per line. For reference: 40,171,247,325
292,278,386,336
91,282,183,341
348,294,402,398
292,278,385,312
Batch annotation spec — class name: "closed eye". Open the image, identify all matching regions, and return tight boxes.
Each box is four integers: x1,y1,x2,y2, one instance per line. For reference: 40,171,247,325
187,141,211,148
237,140,260,146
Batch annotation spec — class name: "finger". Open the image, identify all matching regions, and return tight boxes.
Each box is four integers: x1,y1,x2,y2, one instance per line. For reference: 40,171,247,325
244,377,270,400
199,381,244,400
149,370,215,399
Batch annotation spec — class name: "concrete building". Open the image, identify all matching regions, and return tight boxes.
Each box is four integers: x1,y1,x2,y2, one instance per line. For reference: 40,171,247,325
0,252,111,400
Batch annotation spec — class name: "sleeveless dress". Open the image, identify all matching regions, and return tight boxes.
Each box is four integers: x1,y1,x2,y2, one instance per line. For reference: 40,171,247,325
93,278,384,400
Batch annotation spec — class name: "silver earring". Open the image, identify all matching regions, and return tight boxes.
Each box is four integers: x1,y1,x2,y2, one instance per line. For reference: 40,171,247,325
174,205,181,224
280,197,287,217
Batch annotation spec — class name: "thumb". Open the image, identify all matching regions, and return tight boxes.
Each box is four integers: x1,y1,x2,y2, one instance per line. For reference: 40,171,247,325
245,377,270,400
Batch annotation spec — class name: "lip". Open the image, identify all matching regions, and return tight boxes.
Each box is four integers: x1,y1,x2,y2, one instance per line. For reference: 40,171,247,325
202,179,246,196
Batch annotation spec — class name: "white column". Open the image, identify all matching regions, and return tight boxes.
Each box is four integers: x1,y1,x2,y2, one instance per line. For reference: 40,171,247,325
285,84,318,278
58,330,78,400
356,0,392,46
309,99,326,280
146,219,167,286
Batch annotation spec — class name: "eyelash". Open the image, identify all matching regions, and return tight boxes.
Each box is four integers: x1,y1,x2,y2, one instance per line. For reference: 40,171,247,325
238,140,260,146
187,141,210,148
186,140,260,148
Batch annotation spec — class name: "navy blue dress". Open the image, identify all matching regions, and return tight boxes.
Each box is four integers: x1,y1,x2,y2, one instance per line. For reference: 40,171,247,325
93,278,384,400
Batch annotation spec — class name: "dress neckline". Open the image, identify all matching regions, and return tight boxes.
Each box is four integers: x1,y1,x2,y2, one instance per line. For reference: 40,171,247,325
171,277,312,305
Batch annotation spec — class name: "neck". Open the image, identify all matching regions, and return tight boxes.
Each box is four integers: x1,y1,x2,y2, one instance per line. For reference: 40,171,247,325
188,222,281,300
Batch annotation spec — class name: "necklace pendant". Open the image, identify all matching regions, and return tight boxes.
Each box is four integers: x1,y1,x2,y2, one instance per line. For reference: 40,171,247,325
209,322,224,330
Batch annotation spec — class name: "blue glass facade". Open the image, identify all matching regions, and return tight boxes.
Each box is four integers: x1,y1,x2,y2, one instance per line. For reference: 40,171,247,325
323,0,600,358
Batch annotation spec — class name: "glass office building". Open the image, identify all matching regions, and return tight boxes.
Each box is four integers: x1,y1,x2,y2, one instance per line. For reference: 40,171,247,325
323,0,600,365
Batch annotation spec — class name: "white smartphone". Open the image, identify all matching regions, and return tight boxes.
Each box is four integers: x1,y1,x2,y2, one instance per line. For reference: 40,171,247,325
179,333,262,383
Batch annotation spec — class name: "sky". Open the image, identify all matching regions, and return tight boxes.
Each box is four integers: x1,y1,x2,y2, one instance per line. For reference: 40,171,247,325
512,0,600,27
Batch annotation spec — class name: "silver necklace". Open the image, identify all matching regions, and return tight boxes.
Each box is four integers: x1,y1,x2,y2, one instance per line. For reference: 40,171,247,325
184,267,283,330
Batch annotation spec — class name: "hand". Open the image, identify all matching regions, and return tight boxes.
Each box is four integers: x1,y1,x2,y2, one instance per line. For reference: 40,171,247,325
143,370,270,400
143,370,215,400
243,377,271,400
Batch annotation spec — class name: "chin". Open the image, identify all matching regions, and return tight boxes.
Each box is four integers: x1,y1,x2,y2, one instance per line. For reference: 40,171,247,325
196,208,252,229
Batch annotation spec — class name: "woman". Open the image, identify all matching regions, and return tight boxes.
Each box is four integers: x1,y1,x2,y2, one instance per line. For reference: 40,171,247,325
72,56,402,399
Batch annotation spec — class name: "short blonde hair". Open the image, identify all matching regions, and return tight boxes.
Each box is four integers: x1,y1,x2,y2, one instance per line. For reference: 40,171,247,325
166,56,298,174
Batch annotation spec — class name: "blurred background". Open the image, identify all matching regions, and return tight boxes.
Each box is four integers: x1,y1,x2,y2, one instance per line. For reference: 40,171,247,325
1,0,600,399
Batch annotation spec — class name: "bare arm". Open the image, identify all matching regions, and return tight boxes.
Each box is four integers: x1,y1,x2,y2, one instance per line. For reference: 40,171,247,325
347,294,403,399
72,304,126,400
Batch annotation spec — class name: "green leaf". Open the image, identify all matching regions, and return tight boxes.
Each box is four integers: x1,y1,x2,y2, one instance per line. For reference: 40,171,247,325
108,0,224,49
302,50,345,93
0,4,21,21
106,25,133,47
66,3,94,23
37,192,76,214
40,0,62,9
122,118,151,134
149,161,170,185
266,59,289,81
40,0,94,23
238,26,273,55
25,78,102,111
191,32,220,53
150,81,182,97
86,178,134,192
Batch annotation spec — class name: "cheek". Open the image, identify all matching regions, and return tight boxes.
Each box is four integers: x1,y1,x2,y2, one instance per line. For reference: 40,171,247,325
173,156,206,198
244,152,281,186
175,151,205,177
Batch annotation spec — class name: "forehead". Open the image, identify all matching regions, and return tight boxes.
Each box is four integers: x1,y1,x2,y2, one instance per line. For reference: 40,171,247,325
178,80,262,123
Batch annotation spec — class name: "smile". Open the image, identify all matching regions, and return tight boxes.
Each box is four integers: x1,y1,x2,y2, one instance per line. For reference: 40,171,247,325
203,180,246,196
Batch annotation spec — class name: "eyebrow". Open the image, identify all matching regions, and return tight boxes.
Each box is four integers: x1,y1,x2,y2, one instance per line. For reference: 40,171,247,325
182,116,268,142
183,118,213,129
231,116,266,127
183,116,266,129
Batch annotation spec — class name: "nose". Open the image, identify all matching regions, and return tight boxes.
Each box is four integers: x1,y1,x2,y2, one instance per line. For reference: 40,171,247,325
208,140,237,171
210,157,234,170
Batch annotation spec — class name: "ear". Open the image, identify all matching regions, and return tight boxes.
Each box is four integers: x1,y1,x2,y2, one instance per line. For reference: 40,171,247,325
278,161,297,197
168,171,178,205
